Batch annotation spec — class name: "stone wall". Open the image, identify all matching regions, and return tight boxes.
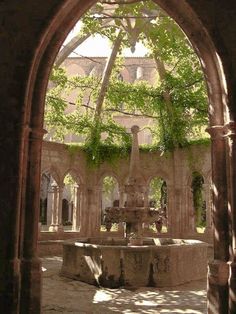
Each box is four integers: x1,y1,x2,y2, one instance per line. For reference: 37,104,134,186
40,140,212,245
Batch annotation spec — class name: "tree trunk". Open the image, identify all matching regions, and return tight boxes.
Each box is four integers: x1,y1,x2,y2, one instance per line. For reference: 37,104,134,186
55,33,91,67
94,30,124,119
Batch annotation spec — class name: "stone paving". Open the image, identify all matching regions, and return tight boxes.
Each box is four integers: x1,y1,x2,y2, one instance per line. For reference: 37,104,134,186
42,256,207,314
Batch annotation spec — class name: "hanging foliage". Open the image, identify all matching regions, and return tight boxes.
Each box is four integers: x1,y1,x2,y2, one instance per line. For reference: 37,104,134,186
45,0,209,165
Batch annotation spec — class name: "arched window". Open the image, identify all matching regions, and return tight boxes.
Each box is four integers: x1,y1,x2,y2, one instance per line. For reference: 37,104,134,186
101,176,119,231
191,172,206,233
63,173,80,230
40,172,58,229
148,177,168,233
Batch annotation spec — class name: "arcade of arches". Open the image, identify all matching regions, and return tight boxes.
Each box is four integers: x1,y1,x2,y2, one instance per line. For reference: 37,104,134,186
39,141,212,240
1,1,236,313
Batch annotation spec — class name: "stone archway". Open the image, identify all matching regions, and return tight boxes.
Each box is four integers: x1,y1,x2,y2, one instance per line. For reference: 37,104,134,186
1,1,235,313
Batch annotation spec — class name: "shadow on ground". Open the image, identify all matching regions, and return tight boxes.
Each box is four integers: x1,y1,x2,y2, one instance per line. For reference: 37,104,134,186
42,256,207,314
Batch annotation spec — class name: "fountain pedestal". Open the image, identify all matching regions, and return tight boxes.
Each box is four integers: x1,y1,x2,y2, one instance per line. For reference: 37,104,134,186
104,126,162,243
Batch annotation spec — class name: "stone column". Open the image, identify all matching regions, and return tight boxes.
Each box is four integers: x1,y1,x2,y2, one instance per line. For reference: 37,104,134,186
86,187,100,237
72,183,80,231
143,187,150,233
49,182,58,231
181,184,195,236
97,186,103,233
47,187,53,227
20,128,47,314
172,149,185,238
203,183,212,237
49,184,63,232
118,186,125,234
2,126,31,313
56,185,64,232
166,184,174,237
119,186,126,207
78,184,87,236
224,122,236,313
186,185,195,235
144,187,149,207
206,125,229,314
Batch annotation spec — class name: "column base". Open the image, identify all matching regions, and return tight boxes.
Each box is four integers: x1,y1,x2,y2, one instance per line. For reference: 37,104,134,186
20,257,42,314
49,224,64,232
207,259,229,314
204,226,213,239
0,258,21,313
228,261,236,313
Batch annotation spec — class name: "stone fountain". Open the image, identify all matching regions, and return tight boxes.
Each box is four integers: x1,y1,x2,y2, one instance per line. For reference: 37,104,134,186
103,125,161,244
61,126,208,288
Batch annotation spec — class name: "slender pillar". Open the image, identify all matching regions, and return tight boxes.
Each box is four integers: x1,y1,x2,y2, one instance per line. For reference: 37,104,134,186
72,183,80,231
118,187,125,234
203,183,213,238
78,185,87,236
119,186,126,207
166,185,174,237
49,183,58,231
182,185,195,236
87,187,100,237
55,186,64,232
49,184,64,233
224,121,236,313
97,186,104,234
46,187,53,227
187,185,195,235
144,188,149,207
207,125,229,314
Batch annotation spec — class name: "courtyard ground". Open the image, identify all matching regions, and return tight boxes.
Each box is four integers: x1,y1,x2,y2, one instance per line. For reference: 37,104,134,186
42,256,207,314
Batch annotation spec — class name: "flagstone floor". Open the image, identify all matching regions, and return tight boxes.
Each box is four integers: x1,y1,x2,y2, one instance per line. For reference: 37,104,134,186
42,256,207,314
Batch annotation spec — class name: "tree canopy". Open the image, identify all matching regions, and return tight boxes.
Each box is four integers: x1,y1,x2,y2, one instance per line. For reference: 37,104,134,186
45,0,209,165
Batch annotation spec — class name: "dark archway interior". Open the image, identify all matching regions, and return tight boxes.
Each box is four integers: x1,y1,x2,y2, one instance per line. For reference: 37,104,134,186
1,1,236,313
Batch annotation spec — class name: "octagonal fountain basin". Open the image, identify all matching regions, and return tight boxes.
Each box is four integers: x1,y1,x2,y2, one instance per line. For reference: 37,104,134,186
61,238,208,288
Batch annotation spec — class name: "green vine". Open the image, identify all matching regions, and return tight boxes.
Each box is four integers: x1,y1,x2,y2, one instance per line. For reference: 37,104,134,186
83,142,131,167
65,141,210,168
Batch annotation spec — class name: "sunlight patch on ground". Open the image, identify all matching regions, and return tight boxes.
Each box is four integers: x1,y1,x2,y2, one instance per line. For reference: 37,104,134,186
93,290,114,303
135,300,159,306
160,310,204,314
44,256,63,261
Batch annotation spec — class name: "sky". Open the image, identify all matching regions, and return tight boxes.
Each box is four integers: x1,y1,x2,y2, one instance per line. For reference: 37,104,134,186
63,22,148,58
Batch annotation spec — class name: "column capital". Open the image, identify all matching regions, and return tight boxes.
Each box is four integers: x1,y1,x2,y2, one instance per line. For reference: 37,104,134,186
50,183,58,192
119,186,125,193
23,124,32,136
224,121,236,138
30,128,47,141
74,183,79,189
206,125,225,140
208,260,229,285
57,185,64,192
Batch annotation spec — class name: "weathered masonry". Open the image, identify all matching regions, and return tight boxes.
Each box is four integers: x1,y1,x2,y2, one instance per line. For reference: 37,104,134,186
1,1,236,313
39,141,212,241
